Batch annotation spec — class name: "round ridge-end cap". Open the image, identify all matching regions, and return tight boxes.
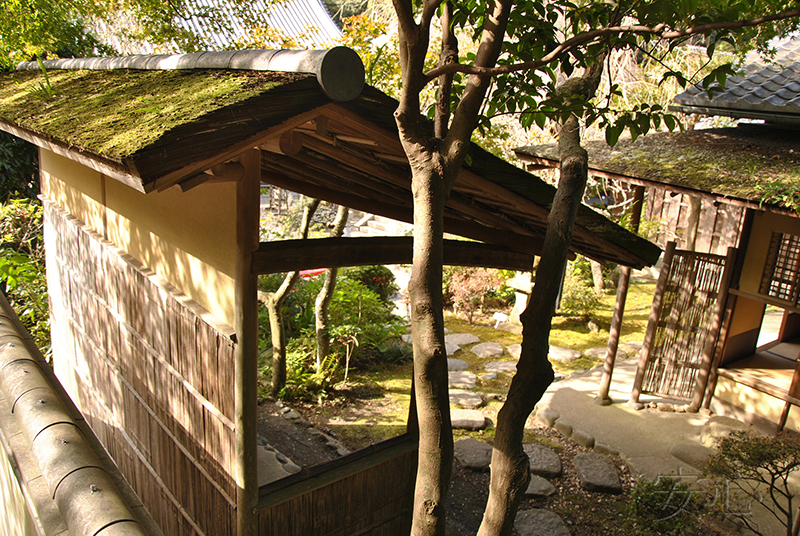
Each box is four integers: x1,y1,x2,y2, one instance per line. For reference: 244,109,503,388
316,46,365,102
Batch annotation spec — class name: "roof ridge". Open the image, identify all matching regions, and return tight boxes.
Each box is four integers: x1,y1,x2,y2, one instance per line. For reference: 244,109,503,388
16,48,365,101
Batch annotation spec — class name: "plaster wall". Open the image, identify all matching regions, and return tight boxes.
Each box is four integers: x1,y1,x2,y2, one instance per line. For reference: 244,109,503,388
713,375,800,433
739,210,800,299
40,149,237,326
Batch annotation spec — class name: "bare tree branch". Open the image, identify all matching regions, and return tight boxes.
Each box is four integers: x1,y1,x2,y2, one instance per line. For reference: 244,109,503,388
434,2,458,138
424,8,800,81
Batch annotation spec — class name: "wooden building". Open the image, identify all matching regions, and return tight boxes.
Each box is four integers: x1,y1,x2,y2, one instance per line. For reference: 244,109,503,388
517,122,800,433
0,49,658,535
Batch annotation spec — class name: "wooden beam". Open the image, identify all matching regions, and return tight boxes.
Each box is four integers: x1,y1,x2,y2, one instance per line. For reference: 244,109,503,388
151,104,337,192
252,237,537,274
235,148,261,536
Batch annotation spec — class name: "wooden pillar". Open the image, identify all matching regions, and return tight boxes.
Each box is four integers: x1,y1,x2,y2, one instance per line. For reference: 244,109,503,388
235,148,261,536
629,241,676,409
685,196,702,251
595,186,644,405
688,246,737,412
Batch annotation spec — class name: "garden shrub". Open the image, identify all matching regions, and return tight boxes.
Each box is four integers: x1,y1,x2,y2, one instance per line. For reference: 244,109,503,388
558,262,602,320
339,265,399,303
627,477,702,536
705,430,800,536
0,199,49,355
446,267,506,324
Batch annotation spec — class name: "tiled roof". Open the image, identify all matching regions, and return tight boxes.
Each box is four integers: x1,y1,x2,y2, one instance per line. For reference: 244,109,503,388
180,0,341,49
672,40,800,124
95,0,341,54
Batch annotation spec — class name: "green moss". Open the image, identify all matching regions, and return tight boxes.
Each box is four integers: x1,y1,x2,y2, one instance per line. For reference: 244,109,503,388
0,69,300,159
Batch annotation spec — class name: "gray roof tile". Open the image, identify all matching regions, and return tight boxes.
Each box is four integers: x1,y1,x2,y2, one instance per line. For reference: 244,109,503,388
673,39,800,120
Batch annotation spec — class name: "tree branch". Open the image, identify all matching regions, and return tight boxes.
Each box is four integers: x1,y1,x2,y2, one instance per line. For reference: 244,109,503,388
423,8,800,81
434,2,458,138
421,0,446,31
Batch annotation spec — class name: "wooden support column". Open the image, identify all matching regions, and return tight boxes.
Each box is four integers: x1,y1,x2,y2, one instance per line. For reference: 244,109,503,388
235,148,261,536
595,186,644,405
629,241,676,409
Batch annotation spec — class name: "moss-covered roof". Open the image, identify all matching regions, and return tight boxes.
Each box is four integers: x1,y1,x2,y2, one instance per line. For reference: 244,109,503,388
0,69,304,158
516,124,800,213
0,68,320,183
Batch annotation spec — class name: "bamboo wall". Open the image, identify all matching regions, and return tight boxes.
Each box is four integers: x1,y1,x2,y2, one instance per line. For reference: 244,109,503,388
644,187,744,255
44,200,237,535
257,438,417,535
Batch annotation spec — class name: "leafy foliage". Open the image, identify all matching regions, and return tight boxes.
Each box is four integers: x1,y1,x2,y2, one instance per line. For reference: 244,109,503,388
558,262,602,320
0,199,49,355
339,264,399,303
446,267,506,325
627,477,703,536
706,431,800,536
0,132,39,201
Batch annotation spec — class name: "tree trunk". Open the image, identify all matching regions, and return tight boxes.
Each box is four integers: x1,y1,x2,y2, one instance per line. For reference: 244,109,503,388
267,198,320,396
478,63,603,536
408,162,453,536
590,259,605,292
315,204,349,372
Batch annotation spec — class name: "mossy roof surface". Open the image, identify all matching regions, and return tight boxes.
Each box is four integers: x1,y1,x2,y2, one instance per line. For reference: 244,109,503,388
516,124,800,210
0,68,311,161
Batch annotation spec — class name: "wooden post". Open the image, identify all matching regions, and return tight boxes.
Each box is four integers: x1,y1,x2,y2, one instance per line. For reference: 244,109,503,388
629,241,676,409
778,357,800,431
596,186,644,405
235,148,261,536
688,246,737,412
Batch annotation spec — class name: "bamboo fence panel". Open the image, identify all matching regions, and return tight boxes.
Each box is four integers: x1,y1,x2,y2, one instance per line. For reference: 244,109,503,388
257,441,416,536
43,200,237,535
641,249,729,399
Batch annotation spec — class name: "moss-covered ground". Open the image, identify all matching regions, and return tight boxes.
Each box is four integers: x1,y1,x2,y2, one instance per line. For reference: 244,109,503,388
308,278,656,449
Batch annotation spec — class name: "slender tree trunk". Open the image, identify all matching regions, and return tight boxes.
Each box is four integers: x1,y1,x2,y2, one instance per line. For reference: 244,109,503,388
590,259,605,292
315,204,349,372
267,198,320,396
478,62,604,536
408,162,453,536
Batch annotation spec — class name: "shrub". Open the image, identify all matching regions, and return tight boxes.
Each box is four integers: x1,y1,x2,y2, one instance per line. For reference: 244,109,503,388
558,263,601,320
0,199,49,355
447,267,506,324
627,477,702,536
705,430,800,536
339,265,399,303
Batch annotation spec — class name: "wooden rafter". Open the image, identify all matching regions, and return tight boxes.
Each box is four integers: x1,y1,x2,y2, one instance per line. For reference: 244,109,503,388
252,237,537,274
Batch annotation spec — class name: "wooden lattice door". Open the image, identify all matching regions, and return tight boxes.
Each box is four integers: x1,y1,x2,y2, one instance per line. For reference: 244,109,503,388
631,242,737,408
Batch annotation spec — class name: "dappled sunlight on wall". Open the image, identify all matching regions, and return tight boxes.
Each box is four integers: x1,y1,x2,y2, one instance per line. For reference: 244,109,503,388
715,376,800,432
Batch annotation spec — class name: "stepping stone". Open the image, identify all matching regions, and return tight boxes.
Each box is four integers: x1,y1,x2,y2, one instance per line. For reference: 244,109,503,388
670,443,714,470
485,361,517,373
471,341,504,358
449,371,477,389
446,333,480,345
449,389,483,409
401,333,412,343
451,409,488,430
524,443,562,478
584,346,628,360
506,343,522,359
496,322,522,335
448,358,470,371
619,341,643,355
572,430,595,449
548,346,582,364
701,415,755,447
446,342,461,356
454,437,492,470
534,407,559,428
514,509,570,536
480,372,498,381
525,475,556,497
573,452,622,494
